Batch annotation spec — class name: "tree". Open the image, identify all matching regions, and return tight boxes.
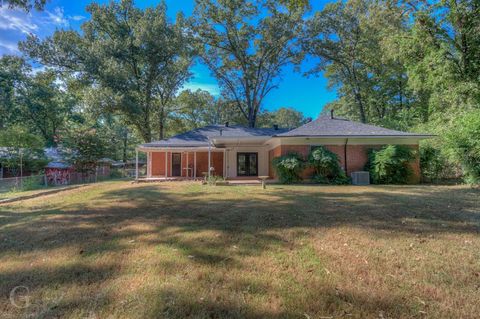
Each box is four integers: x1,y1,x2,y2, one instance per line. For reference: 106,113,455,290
268,107,306,128
445,110,480,185
393,0,480,122
62,127,106,175
0,126,46,177
18,71,76,146
0,56,30,129
20,0,194,142
173,89,217,130
192,0,305,127
1,0,46,11
305,0,409,124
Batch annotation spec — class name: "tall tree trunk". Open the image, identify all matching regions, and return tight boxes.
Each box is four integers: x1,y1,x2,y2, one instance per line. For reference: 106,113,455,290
122,131,128,163
247,103,256,128
350,66,367,123
159,106,165,140
353,89,367,123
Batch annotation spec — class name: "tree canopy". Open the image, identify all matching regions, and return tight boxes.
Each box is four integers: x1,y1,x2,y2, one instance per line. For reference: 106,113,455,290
191,0,305,127
21,0,194,142
0,0,479,183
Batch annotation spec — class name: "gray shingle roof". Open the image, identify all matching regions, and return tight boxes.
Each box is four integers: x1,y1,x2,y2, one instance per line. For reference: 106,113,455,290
141,125,290,148
276,115,432,137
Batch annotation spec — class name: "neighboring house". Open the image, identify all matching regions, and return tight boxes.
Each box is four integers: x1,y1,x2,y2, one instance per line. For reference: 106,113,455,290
137,112,433,183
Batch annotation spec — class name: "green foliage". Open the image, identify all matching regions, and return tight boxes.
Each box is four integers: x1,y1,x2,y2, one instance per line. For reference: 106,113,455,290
19,175,45,191
192,0,305,127
0,56,30,129
419,144,454,183
0,126,47,176
19,70,77,146
62,127,107,174
2,0,46,11
20,0,194,142
308,146,349,184
272,153,305,184
367,145,416,184
0,125,44,149
306,0,480,131
257,107,309,129
445,111,480,185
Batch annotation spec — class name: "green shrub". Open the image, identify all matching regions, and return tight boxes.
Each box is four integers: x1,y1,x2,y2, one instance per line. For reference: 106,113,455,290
419,144,454,183
445,110,480,185
109,169,124,179
308,146,349,184
20,176,45,191
367,145,416,184
272,152,305,184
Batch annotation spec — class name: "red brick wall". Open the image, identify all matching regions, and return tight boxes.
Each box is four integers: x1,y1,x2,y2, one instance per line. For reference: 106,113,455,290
194,152,223,177
268,144,421,183
268,146,282,178
151,152,167,176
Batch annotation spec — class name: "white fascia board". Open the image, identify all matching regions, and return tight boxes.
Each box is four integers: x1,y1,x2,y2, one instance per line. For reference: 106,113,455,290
137,146,218,152
270,136,430,146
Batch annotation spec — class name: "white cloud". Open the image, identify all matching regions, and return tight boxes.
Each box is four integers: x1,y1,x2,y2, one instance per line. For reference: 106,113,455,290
70,15,85,21
0,6,82,55
0,7,38,34
0,40,20,53
44,7,68,27
182,82,221,96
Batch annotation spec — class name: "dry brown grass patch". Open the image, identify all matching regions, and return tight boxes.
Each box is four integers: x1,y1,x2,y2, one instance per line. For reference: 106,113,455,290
0,181,479,318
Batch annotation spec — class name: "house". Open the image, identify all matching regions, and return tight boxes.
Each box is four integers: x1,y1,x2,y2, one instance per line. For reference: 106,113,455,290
137,111,433,183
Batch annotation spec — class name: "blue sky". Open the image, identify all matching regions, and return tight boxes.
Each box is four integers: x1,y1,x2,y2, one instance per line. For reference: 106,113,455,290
0,0,336,119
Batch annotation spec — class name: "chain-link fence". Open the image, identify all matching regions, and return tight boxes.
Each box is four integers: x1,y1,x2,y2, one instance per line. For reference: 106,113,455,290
0,167,145,194
0,175,47,193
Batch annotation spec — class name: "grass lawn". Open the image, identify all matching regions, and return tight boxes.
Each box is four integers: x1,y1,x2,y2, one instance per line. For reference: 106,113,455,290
0,181,479,318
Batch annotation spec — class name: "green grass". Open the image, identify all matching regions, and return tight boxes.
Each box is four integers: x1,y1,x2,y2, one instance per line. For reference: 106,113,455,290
0,181,479,318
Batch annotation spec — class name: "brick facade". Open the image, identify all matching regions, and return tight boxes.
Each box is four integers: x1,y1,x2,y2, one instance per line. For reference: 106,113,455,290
268,144,421,183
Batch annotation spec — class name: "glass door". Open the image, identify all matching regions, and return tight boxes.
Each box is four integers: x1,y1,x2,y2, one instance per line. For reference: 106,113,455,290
237,152,258,176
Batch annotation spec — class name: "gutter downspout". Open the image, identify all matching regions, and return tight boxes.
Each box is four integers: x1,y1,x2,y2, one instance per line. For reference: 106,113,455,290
344,138,349,175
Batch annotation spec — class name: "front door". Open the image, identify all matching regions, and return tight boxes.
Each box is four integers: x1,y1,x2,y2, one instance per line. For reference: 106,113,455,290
172,153,181,176
237,152,258,176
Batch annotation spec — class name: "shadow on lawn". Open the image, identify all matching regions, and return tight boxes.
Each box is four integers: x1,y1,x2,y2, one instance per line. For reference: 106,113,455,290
0,183,478,318
146,284,416,319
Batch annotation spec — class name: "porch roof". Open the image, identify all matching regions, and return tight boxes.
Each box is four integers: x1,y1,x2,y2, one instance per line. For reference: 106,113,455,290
140,125,290,148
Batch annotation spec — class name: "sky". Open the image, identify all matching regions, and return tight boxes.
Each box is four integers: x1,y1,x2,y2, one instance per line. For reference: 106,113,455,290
0,0,336,119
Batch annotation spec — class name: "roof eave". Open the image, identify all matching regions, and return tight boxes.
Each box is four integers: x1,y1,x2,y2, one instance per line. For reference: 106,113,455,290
273,134,436,138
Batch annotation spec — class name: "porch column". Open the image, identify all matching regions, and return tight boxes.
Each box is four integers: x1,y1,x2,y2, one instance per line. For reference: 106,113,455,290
186,151,190,178
135,149,138,180
194,152,197,179
147,152,152,178
164,151,168,177
208,143,211,178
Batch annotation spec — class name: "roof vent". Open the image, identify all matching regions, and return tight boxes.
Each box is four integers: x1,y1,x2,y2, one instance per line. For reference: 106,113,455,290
273,124,279,130
225,121,229,127
330,109,334,119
